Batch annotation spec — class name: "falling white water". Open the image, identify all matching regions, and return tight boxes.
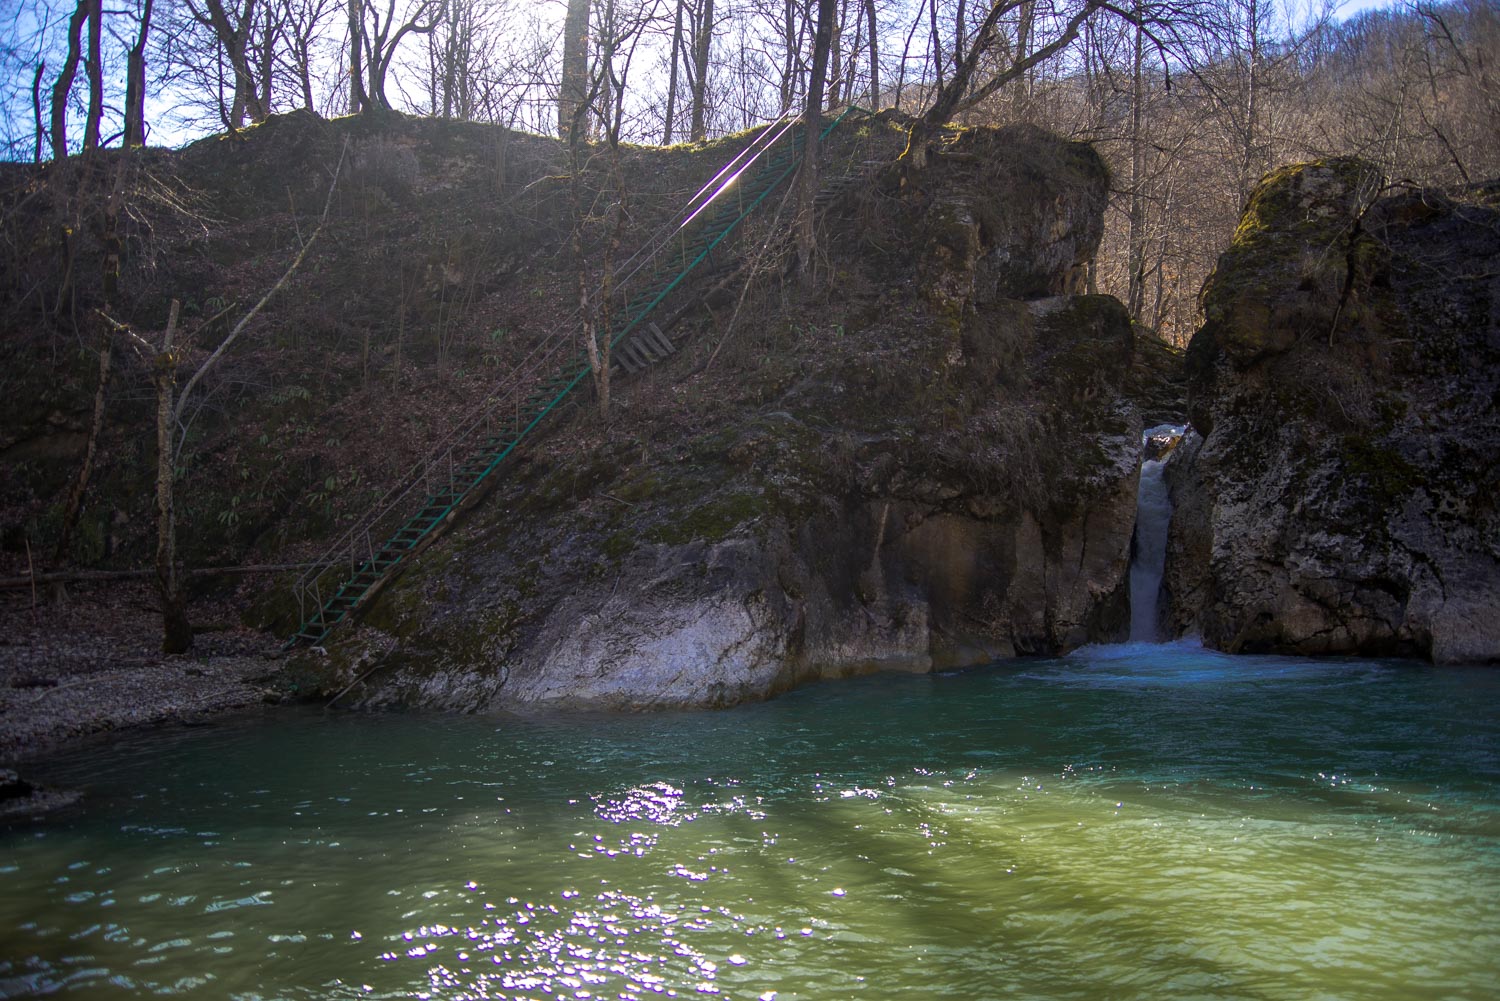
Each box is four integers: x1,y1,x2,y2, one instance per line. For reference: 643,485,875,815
1128,457,1174,642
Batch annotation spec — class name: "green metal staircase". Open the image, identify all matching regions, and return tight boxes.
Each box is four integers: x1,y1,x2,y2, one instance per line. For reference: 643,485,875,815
286,108,867,647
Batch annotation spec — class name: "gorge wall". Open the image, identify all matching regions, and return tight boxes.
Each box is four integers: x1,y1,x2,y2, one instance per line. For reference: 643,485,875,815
301,125,1179,710
1163,162,1500,663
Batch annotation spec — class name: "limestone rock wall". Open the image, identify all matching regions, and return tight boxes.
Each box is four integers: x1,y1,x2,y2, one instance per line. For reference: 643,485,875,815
1165,162,1500,663
912,125,1107,313
322,442,1140,713
302,293,1148,710
282,123,1153,710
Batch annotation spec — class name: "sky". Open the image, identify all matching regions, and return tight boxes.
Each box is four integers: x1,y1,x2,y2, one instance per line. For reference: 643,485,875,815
1338,0,1404,13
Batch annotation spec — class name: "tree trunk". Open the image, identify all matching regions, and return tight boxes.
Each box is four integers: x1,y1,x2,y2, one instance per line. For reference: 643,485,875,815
32,62,45,162
864,0,879,109
83,0,103,153
797,0,836,280
154,300,192,655
927,0,944,96
299,50,315,111
689,0,714,140
598,152,630,416
1012,0,1034,119
1126,8,1146,322
50,1,89,162
257,5,275,115
894,2,924,112
779,0,797,112
599,0,617,141
664,0,683,142
349,0,368,113
198,0,268,127
828,0,844,112
1240,0,1263,203
567,129,610,417
124,0,154,147
559,0,590,137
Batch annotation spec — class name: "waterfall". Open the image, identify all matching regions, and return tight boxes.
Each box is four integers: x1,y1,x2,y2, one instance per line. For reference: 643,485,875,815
1128,455,1174,643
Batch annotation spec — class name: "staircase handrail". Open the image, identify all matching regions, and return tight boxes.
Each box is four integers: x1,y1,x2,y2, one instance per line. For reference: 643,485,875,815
604,106,865,342
611,111,802,295
289,326,584,619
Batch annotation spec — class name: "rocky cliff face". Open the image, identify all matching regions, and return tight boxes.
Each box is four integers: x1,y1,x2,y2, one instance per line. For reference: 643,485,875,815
300,128,1157,710
1164,162,1500,663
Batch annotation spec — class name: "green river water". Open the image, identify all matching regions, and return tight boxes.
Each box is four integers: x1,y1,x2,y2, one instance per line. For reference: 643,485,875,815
2,641,1498,1000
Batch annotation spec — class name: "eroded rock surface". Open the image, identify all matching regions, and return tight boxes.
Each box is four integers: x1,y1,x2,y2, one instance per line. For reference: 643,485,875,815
913,125,1107,312
292,133,1152,710
1165,162,1500,662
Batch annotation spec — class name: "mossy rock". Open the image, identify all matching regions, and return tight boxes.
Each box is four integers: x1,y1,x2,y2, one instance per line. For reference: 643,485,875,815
1338,434,1421,512
1200,158,1384,367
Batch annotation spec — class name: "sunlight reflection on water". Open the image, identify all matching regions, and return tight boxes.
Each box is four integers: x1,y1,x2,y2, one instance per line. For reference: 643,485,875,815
2,644,1498,999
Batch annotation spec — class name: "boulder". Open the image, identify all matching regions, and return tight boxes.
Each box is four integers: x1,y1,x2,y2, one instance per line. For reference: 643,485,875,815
914,125,1107,312
1167,165,1500,662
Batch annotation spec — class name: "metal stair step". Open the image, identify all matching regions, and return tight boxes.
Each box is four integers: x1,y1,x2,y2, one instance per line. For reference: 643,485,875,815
645,323,675,355
625,341,655,367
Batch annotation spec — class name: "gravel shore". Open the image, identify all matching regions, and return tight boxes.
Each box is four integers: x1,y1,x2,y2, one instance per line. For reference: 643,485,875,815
0,583,287,818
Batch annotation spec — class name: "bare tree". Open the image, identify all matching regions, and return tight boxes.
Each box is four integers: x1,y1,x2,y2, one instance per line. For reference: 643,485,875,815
185,0,272,128
276,0,339,111
82,0,103,152
864,0,880,107
358,0,439,111
663,0,685,140
96,142,346,652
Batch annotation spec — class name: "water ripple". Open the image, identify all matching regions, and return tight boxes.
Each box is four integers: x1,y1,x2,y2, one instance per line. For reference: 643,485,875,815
3,646,1498,999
